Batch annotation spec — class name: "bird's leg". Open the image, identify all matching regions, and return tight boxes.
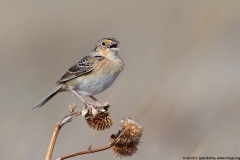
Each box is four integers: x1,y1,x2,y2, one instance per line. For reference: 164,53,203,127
69,89,86,103
69,89,94,108
89,95,104,107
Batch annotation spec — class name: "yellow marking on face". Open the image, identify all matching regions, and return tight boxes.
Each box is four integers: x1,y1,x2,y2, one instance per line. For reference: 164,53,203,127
103,39,111,43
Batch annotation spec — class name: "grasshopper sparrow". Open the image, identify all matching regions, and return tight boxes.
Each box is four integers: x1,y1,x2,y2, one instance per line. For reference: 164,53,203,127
33,38,124,109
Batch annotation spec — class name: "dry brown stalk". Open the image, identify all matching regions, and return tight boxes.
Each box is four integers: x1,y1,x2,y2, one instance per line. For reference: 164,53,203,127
45,123,61,160
45,104,82,160
57,129,125,160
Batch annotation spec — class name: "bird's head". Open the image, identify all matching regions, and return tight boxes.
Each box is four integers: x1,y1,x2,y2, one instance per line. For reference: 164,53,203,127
93,38,120,58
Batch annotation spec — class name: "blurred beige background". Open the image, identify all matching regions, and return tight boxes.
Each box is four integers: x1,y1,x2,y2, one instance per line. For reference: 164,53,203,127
1,0,240,160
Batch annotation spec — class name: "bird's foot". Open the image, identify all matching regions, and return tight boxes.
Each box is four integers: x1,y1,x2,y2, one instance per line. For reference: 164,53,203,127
82,101,111,120
83,101,95,109
89,96,104,108
84,101,104,110
94,101,104,108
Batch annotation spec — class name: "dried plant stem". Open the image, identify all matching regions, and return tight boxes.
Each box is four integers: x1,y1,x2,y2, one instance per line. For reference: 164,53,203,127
45,123,62,160
58,144,111,160
45,105,82,160
57,129,125,160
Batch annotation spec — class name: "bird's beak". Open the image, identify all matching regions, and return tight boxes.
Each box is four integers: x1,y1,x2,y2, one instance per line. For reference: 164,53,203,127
110,42,120,51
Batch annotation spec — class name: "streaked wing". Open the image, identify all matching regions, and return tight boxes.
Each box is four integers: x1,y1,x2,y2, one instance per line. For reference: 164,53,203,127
57,55,104,83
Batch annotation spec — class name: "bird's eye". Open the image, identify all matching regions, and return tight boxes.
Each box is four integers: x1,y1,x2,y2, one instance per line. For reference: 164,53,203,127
102,42,106,46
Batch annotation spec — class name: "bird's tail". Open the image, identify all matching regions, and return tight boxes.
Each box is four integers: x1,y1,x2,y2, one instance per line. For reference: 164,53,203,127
32,85,62,110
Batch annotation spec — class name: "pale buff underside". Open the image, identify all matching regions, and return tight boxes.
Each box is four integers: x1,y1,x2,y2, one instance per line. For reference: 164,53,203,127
64,57,124,96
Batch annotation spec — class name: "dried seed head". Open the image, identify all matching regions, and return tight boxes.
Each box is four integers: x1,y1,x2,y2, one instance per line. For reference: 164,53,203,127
112,141,139,157
120,118,143,144
84,103,112,130
111,119,143,157
86,111,113,130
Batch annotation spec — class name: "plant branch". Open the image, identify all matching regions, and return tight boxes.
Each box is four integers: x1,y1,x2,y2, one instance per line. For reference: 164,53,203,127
45,123,61,160
57,129,125,160
45,104,82,160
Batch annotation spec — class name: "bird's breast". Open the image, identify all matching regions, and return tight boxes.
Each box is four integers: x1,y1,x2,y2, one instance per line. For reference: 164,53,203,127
71,58,124,96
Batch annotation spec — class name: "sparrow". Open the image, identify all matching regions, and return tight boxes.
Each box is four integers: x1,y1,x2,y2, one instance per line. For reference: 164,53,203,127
33,38,124,109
